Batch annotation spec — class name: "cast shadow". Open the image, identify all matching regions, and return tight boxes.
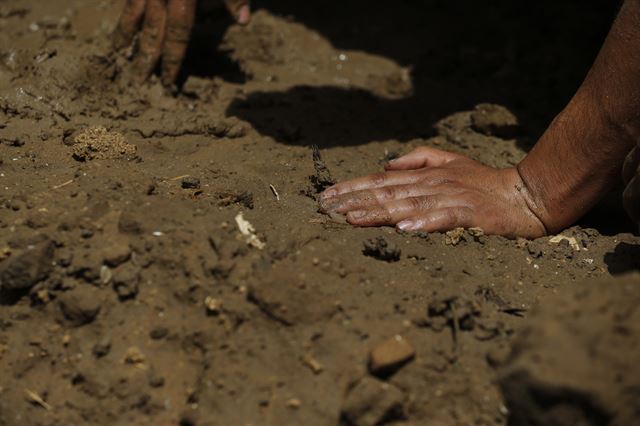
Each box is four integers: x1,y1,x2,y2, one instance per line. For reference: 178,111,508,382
604,242,640,275
226,0,617,150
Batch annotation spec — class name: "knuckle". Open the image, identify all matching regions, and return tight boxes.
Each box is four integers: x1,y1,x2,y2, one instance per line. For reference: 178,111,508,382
371,172,387,187
376,186,396,201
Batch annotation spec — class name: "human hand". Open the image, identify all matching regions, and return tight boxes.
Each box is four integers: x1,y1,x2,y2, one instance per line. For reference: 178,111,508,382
320,147,547,238
623,144,640,227
113,0,251,86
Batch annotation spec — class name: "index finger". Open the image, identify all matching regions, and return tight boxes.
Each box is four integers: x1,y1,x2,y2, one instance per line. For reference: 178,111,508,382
321,170,425,200
161,0,197,86
113,0,147,49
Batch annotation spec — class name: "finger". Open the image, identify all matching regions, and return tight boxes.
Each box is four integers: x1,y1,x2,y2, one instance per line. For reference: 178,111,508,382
225,0,251,24
396,208,474,233
623,174,640,226
134,0,168,81
384,147,463,171
345,194,468,227
113,0,147,49
321,170,427,200
321,183,465,214
161,0,197,86
623,146,640,185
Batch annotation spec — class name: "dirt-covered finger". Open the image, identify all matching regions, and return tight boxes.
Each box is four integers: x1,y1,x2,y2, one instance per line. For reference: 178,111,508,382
396,207,474,233
345,194,465,227
134,0,168,81
161,0,196,86
623,173,640,226
623,145,640,185
224,0,251,24
320,170,426,201
321,183,465,214
113,0,147,49
384,147,463,171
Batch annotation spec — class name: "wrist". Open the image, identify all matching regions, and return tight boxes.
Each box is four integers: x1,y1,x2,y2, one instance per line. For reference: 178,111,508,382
517,88,633,233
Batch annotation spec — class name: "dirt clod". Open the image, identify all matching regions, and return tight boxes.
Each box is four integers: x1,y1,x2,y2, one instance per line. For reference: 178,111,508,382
363,237,401,262
470,103,519,138
0,239,54,291
58,285,102,326
341,377,405,426
71,126,137,161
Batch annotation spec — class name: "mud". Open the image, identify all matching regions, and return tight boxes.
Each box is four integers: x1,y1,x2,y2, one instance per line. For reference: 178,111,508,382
0,0,639,425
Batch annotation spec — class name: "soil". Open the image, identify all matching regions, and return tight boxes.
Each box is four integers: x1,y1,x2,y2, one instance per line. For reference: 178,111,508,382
1,1,639,425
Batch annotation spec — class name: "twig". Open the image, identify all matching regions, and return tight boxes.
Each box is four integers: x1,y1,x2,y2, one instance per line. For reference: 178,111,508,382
269,184,280,201
25,389,51,411
52,179,73,190
168,174,190,181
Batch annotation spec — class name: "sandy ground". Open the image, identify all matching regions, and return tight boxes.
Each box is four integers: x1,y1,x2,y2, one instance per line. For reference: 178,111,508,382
1,0,639,425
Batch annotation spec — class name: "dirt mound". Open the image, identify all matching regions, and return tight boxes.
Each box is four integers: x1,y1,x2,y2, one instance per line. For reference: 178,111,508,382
499,273,640,426
0,0,636,425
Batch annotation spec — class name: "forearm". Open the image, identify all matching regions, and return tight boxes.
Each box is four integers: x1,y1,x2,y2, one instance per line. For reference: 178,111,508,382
518,0,640,233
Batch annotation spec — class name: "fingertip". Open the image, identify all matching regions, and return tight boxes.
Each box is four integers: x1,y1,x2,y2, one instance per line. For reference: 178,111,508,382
236,4,251,24
320,188,337,200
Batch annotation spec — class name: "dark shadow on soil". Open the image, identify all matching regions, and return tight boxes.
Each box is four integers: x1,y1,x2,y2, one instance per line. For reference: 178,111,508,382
227,0,616,149
179,1,249,86
604,242,640,275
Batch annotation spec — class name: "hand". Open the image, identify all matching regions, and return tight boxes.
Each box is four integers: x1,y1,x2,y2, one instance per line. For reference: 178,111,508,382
113,0,251,86
320,147,547,238
623,144,640,227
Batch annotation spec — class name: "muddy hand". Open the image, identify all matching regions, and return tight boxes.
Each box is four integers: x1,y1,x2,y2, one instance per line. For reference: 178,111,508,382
623,145,640,227
113,0,251,86
320,147,547,238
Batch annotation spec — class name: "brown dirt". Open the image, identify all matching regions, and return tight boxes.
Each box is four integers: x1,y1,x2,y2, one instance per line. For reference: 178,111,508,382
0,1,639,425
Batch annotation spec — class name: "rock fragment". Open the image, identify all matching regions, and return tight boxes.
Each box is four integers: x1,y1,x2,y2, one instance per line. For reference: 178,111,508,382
363,237,401,262
341,377,404,426
369,335,416,377
0,240,54,290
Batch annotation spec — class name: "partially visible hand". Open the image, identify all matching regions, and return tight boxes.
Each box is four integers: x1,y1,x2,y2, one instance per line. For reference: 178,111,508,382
320,147,548,238
623,144,640,227
113,0,251,86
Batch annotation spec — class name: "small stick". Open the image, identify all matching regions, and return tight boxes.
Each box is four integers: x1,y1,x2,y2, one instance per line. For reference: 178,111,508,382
52,179,73,189
269,184,280,201
25,389,52,411
168,174,190,181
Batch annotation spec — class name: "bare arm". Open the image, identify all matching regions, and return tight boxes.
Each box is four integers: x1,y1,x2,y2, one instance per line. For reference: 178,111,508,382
518,0,640,233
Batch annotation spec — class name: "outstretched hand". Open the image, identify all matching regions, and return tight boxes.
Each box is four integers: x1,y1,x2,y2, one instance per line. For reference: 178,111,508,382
113,0,251,86
320,147,548,238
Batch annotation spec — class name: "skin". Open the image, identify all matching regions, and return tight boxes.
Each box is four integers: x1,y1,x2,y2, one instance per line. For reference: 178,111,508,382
113,0,251,86
321,0,640,237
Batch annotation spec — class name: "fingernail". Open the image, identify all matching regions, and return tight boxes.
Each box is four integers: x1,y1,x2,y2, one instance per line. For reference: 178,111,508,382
237,5,250,24
348,210,367,220
321,189,337,200
397,220,415,231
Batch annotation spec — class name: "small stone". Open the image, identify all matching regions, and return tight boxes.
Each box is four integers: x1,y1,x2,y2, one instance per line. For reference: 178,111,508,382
181,177,201,189
148,370,165,388
58,285,102,326
204,296,223,316
341,377,404,426
112,263,140,300
286,398,302,409
93,337,111,358
362,237,401,262
149,326,168,340
369,335,416,377
123,346,146,366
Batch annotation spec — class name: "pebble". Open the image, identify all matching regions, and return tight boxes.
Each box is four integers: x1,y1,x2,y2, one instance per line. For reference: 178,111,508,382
369,335,416,377
341,377,404,426
181,177,201,189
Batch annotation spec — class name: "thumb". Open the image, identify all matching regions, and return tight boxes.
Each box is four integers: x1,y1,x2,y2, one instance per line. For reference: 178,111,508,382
385,147,462,171
225,0,251,24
